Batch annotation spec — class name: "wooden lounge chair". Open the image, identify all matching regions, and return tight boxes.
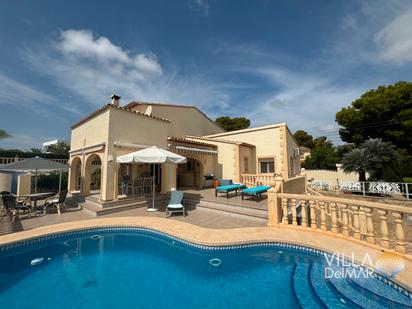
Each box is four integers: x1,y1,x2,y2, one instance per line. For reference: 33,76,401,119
241,186,271,202
165,190,185,217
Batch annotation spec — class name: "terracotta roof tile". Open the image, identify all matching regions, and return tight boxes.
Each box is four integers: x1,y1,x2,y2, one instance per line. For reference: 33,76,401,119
168,136,217,148
124,101,226,132
71,104,171,129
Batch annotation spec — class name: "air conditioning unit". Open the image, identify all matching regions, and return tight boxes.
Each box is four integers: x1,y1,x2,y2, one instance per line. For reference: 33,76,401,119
293,148,300,158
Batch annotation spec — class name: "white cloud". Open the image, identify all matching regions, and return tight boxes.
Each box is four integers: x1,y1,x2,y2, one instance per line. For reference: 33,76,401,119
0,73,54,106
327,0,412,65
374,8,412,63
190,0,210,16
58,29,162,75
24,29,231,116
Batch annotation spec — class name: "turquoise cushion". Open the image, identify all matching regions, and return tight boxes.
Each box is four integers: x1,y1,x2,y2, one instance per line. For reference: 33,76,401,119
216,184,246,191
242,186,271,195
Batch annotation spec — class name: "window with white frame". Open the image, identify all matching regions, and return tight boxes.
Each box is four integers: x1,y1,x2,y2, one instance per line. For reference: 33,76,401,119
259,158,275,174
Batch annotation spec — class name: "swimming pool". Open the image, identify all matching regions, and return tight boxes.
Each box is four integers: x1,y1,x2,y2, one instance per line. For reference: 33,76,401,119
0,228,411,308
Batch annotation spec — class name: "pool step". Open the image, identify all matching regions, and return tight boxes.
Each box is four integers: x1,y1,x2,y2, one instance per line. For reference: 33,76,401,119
309,262,349,309
292,263,327,308
348,275,412,308
327,271,387,309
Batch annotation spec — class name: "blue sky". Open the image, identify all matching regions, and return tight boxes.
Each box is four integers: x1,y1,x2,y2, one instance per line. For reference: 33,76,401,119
1,0,412,149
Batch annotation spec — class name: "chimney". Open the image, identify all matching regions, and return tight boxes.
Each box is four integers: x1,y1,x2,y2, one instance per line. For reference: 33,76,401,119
111,94,121,107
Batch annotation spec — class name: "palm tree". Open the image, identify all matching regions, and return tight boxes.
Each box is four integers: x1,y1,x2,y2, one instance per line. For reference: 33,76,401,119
342,139,398,181
342,148,368,181
0,129,11,140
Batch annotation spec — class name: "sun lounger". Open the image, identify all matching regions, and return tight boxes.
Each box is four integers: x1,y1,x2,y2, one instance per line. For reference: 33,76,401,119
241,186,271,202
166,190,185,217
215,184,247,198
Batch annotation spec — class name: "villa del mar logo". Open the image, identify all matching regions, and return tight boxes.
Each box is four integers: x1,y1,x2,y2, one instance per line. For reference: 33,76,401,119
323,251,405,280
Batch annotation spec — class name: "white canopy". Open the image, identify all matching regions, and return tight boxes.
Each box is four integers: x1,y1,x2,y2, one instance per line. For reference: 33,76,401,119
117,146,187,164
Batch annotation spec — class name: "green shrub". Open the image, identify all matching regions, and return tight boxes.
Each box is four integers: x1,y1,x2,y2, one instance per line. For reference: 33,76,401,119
36,172,68,191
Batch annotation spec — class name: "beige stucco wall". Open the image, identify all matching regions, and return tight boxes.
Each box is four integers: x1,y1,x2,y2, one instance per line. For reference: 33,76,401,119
69,106,172,201
130,104,224,137
285,128,300,177
107,108,170,148
306,169,360,184
105,108,171,200
205,127,282,175
70,110,110,151
283,175,306,194
187,138,237,180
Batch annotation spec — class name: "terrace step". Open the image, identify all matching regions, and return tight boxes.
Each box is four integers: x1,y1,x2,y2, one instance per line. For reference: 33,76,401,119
292,263,326,309
185,198,267,220
85,195,146,208
81,198,147,216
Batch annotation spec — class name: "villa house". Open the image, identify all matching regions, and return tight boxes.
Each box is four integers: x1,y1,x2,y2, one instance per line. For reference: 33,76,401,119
68,95,301,202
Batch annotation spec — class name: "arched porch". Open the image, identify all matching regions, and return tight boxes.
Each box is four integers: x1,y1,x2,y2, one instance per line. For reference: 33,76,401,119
68,156,82,192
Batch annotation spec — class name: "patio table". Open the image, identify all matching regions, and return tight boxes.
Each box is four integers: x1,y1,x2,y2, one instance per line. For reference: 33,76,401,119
18,192,55,212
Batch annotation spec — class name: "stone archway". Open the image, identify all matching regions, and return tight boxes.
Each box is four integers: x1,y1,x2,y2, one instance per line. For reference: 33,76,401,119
84,153,102,196
69,156,82,192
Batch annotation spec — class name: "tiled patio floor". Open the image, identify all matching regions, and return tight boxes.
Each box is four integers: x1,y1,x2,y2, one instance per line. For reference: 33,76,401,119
0,201,266,235
180,187,268,210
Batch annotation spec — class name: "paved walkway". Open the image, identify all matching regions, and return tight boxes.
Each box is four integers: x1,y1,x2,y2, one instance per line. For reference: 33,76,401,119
181,187,268,210
0,204,265,235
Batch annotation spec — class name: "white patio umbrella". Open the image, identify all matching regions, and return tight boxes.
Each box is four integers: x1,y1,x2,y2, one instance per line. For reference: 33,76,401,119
117,146,186,211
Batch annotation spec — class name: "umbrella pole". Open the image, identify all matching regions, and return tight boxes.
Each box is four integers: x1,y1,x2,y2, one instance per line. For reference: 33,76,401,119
147,164,158,212
58,170,62,193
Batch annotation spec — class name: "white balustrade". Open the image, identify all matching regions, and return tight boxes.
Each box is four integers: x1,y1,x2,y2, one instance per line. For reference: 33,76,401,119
268,192,411,254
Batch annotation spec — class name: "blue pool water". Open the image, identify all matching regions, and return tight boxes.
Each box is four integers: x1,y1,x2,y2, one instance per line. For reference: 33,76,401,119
0,228,411,309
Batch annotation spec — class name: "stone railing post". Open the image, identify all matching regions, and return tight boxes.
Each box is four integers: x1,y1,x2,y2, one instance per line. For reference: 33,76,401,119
352,205,361,239
365,207,375,244
267,188,283,227
301,201,308,228
319,201,327,231
330,202,338,233
339,203,349,236
282,198,289,224
358,207,367,240
392,212,406,254
309,200,316,229
377,210,389,249
291,199,298,226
